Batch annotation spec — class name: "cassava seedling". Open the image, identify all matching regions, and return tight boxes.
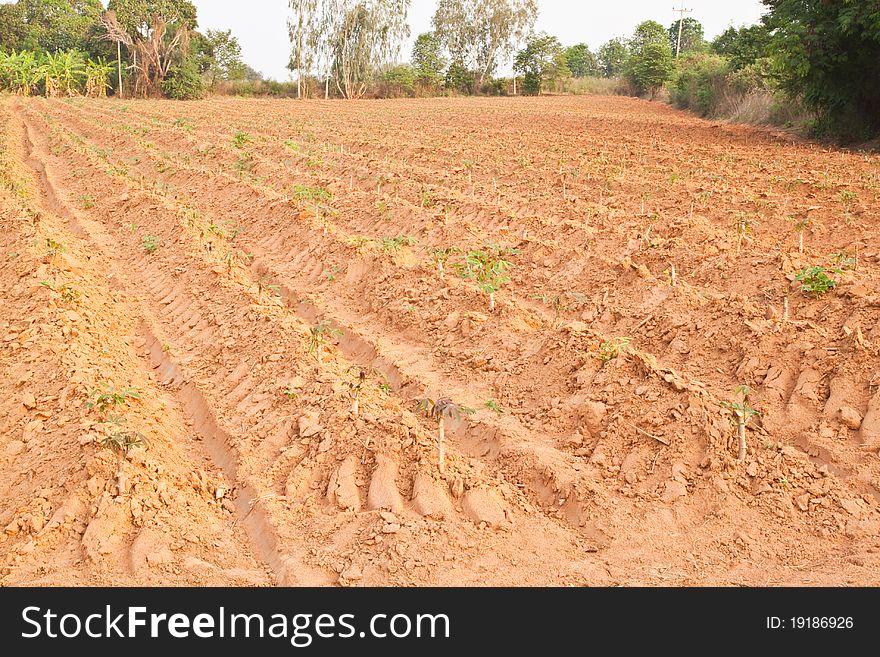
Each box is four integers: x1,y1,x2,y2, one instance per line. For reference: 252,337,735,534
101,429,148,496
720,385,760,461
838,190,857,210
453,244,518,311
252,277,280,302
792,216,812,254
794,265,841,297
379,235,417,252
533,293,572,327
417,398,475,474
308,320,343,367
86,382,141,416
485,399,503,414
142,235,160,254
597,337,631,363
44,238,66,270
733,212,756,254
232,131,252,148
430,247,460,279
345,366,380,417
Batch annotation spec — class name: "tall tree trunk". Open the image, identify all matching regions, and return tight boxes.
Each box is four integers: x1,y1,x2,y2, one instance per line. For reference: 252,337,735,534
117,41,123,98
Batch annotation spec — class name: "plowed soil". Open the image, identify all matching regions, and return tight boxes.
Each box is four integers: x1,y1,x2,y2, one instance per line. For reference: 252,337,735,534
1,95,879,586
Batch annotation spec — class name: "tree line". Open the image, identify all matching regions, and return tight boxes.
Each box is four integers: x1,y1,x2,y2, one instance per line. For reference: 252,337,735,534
1,0,876,139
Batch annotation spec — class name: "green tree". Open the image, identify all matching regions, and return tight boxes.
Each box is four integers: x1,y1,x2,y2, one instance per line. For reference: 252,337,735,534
627,41,675,99
762,0,880,139
161,51,202,98
432,0,537,91
514,33,569,94
411,31,446,89
565,43,598,77
445,59,474,94
630,20,667,52
380,63,416,96
0,0,104,55
711,24,771,70
668,17,705,57
106,0,197,37
597,38,628,78
197,29,245,86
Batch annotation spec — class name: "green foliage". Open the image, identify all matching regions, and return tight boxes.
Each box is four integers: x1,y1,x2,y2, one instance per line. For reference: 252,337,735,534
597,38,628,78
514,33,570,94
196,28,246,87
0,48,112,97
101,429,148,458
379,63,416,97
484,399,503,414
452,244,518,298
378,235,417,252
712,24,771,70
565,43,598,78
411,31,447,89
630,20,667,52
794,265,842,297
763,0,880,139
668,17,705,57
232,131,252,148
308,320,343,360
671,53,731,116
597,336,631,363
627,40,675,99
106,0,198,38
142,235,160,254
720,385,760,424
161,55,204,100
0,0,104,55
86,382,141,415
445,59,474,94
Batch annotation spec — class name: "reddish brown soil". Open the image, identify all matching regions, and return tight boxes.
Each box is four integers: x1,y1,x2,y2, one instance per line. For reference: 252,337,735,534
1,95,879,586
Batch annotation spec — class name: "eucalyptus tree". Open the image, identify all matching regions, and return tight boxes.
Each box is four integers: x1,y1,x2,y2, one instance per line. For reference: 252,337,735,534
432,0,537,91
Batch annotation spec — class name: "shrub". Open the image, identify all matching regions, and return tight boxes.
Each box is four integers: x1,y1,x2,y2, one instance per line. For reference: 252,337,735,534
162,57,204,100
671,53,731,116
626,41,676,99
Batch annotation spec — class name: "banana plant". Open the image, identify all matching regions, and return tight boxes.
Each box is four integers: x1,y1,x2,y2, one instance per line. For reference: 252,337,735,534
85,57,114,97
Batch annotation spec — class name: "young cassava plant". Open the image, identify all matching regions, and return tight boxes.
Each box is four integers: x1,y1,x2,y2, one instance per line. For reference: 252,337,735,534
416,398,475,474
308,320,343,367
453,244,518,311
346,366,374,416
720,385,760,461
100,429,148,496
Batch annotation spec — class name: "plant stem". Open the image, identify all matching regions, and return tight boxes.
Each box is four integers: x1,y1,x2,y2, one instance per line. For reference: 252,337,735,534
736,412,747,461
438,416,446,474
489,292,495,312
352,390,359,417
115,453,127,496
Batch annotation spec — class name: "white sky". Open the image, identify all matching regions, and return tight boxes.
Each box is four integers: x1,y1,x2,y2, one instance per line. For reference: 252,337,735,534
1,1,768,81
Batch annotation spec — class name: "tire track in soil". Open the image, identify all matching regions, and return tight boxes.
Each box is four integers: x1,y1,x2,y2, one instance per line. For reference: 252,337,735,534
18,105,608,586
18,107,328,586
22,101,617,533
